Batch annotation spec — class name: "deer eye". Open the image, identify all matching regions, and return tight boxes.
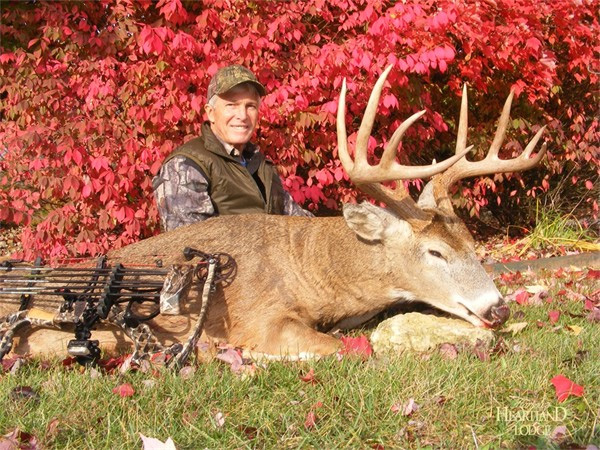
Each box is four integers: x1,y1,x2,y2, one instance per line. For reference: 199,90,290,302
428,250,444,259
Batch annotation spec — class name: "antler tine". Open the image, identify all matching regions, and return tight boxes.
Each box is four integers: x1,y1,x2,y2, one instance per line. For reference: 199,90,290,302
455,84,469,154
433,87,548,203
487,89,514,158
380,110,426,169
355,65,394,164
338,65,470,185
337,78,353,171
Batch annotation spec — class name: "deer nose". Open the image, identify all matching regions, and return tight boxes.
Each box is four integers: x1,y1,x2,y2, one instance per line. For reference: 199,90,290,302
489,301,510,326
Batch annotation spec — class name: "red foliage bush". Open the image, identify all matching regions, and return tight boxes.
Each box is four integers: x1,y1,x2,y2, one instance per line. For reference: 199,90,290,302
0,0,598,260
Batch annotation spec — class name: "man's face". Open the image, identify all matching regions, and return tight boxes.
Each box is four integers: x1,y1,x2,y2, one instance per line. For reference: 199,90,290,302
205,86,260,150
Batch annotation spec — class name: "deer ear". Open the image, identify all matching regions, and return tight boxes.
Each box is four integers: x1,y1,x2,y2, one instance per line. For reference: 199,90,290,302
417,181,438,210
343,202,386,241
343,202,412,242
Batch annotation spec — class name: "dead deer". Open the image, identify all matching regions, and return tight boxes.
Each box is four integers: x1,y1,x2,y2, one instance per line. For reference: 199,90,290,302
0,66,546,359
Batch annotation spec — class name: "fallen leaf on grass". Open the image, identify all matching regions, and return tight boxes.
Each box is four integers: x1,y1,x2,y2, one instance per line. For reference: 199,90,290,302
438,343,458,360
99,355,127,372
505,288,529,305
565,325,582,336
500,322,528,335
587,308,600,323
525,284,549,304
586,269,600,279
584,299,596,311
61,356,76,368
6,357,27,375
433,395,447,405
339,335,373,359
216,348,243,369
213,411,226,428
391,398,420,416
564,289,587,303
303,401,324,430
550,425,567,441
141,379,157,390
216,347,256,376
45,417,60,438
10,386,39,402
119,354,138,374
490,337,509,357
548,310,560,324
472,339,490,361
304,411,317,430
550,374,584,402
150,352,172,365
237,425,258,440
112,383,135,398
139,433,177,450
299,368,319,384
178,366,195,380
512,310,525,320
525,284,548,294
0,428,39,450
1,357,21,373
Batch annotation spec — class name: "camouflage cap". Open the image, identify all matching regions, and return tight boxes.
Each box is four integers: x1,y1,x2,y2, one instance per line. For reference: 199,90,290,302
207,65,266,101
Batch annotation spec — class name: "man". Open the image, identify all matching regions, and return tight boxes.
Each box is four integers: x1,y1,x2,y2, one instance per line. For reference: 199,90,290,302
153,64,312,232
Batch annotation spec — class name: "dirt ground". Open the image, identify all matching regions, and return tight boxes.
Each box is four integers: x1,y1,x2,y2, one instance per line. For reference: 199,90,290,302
0,225,22,259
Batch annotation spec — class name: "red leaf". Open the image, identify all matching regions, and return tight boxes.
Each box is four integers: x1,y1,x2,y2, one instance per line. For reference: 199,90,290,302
548,310,560,324
525,37,541,51
81,184,92,198
339,335,373,359
299,368,319,384
304,411,317,429
100,355,126,372
216,348,245,373
584,299,595,311
505,288,530,305
0,428,39,450
61,356,76,367
439,343,458,359
587,308,600,323
391,398,420,416
1,357,19,372
113,383,135,397
586,269,600,279
550,375,584,402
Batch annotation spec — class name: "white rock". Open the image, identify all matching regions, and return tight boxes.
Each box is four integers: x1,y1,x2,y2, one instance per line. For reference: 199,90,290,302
370,312,495,354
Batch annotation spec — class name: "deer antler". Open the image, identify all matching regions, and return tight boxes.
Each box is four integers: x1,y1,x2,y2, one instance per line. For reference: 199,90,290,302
337,65,470,226
430,85,547,212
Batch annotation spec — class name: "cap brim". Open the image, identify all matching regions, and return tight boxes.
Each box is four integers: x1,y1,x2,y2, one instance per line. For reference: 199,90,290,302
218,80,266,98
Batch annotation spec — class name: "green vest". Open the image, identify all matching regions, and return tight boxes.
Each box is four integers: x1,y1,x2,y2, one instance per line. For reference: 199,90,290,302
165,123,286,216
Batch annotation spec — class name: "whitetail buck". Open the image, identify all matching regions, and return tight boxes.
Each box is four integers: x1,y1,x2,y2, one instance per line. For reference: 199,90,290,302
0,66,546,359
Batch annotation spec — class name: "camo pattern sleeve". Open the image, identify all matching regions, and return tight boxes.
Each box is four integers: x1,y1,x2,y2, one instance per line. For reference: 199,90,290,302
152,156,215,232
282,191,314,217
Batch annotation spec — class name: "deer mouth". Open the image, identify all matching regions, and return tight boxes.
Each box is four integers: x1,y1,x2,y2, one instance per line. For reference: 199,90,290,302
455,302,500,329
456,301,509,329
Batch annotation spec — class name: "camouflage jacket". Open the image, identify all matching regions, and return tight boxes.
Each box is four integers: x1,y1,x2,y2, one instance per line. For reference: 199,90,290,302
153,123,312,232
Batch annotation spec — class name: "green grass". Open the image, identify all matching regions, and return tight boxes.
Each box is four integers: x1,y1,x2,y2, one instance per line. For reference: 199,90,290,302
1,269,599,449
506,203,599,256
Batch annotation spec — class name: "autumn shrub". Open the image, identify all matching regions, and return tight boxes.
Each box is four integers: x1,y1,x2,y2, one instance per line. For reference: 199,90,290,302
0,0,598,261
